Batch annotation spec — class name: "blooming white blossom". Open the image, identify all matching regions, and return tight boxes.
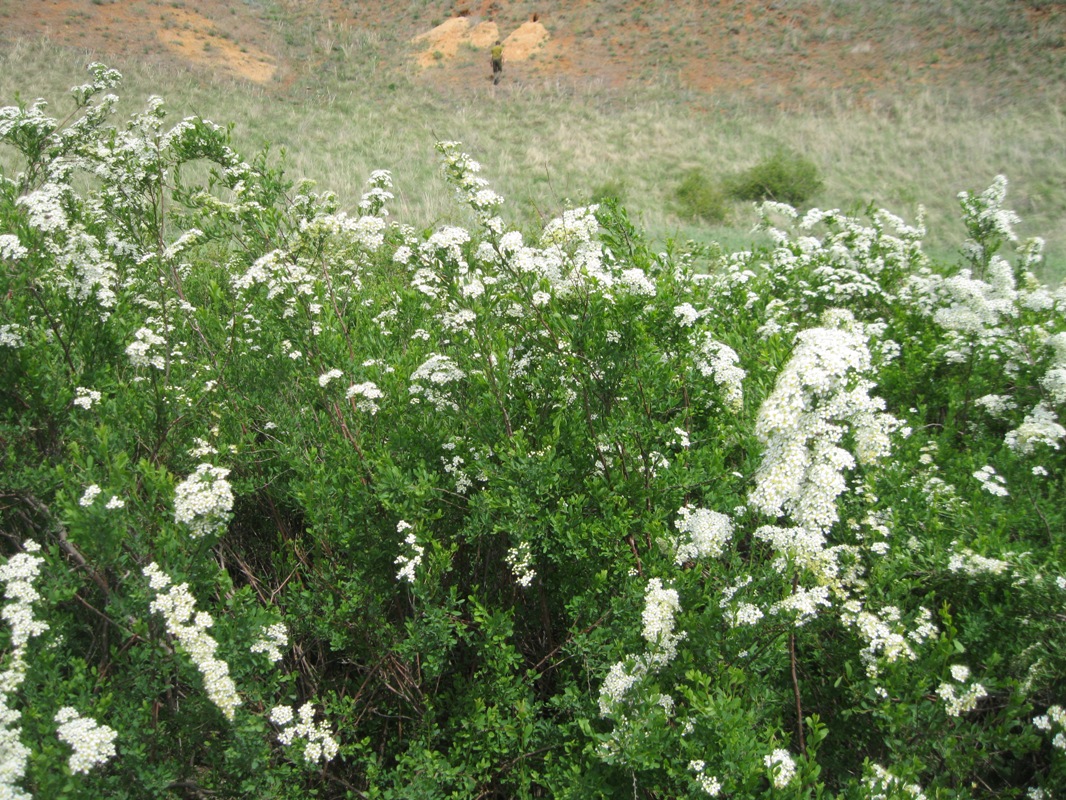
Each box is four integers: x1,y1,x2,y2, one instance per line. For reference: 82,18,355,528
864,763,928,800
250,623,289,663
0,541,48,799
394,521,423,583
0,323,25,348
505,541,536,587
174,464,234,539
125,326,167,370
319,369,343,387
673,506,733,564
764,748,797,788
79,484,102,507
689,760,721,796
937,665,987,716
54,707,118,773
144,563,242,720
73,387,102,409
271,702,339,763
409,354,466,412
750,312,896,533
673,303,700,326
947,544,1010,576
346,381,384,414
1005,404,1065,454
641,578,683,656
693,335,745,411
972,464,1009,497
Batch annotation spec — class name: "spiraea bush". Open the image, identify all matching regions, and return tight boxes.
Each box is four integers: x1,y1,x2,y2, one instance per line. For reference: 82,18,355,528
1,66,1065,799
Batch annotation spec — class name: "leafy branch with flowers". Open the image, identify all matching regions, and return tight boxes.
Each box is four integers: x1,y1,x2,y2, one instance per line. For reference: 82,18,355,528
0,65,1064,798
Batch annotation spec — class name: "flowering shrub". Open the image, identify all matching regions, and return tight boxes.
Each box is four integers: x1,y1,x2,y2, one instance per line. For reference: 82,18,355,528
0,66,1064,798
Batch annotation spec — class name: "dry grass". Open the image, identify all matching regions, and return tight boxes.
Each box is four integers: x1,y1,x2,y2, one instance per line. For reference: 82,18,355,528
1,33,1064,278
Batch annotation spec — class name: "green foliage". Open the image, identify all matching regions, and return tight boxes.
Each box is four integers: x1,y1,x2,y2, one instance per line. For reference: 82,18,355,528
672,168,729,223
1,65,1065,799
726,148,824,205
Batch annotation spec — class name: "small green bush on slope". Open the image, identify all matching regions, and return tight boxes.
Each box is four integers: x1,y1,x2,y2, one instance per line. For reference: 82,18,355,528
1,66,1065,799
726,149,824,205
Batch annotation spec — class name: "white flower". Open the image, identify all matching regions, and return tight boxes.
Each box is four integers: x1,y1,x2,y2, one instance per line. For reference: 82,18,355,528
689,760,722,796
948,545,1009,576
174,464,234,539
673,506,732,564
105,496,125,510
505,541,536,587
54,707,118,773
346,381,384,414
125,327,167,370
318,369,343,387
271,702,339,763
764,748,797,788
79,484,102,507
1006,404,1065,455
250,623,288,663
0,323,25,348
673,303,700,326
73,387,101,409
395,523,423,584
144,563,241,720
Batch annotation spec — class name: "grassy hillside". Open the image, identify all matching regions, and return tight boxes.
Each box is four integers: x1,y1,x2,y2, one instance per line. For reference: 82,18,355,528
0,0,1064,275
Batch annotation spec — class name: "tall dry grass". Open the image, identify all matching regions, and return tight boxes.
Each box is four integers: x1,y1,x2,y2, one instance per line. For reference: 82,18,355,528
1,35,1063,277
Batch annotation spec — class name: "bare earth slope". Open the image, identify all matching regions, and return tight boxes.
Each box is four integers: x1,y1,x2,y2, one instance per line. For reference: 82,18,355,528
1,0,1064,105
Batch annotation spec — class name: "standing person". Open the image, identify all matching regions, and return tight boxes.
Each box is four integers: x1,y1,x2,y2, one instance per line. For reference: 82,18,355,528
491,40,504,85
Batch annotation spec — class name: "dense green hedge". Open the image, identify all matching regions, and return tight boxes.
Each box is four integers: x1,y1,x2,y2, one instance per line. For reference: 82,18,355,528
1,66,1065,799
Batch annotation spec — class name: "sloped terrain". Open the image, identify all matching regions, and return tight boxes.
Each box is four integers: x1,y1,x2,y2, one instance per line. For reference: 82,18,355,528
1,0,1064,104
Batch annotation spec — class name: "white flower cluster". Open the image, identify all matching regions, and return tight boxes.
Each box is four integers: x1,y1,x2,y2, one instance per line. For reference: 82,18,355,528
505,541,536,587
394,521,422,584
346,381,384,415
143,563,242,720
318,368,343,387
250,623,289,663
641,578,683,656
435,141,503,228
0,541,48,800
0,323,25,348
125,326,167,370
688,760,721,796
54,707,118,774
864,763,928,800
409,353,466,412
839,602,937,679
936,664,987,716
174,464,234,539
73,387,101,409
0,233,27,261
692,336,745,411
947,544,1010,577
358,169,394,217
79,484,102,507
972,464,1009,497
958,175,1020,253
270,702,339,763
1033,704,1066,751
672,506,733,565
1005,404,1065,454
598,577,686,716
750,312,896,534
763,748,797,788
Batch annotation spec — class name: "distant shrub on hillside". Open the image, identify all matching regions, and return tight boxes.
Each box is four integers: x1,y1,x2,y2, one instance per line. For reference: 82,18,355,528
673,168,729,223
727,148,823,205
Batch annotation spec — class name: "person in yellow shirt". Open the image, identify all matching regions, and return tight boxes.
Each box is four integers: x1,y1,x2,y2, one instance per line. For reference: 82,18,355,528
491,40,504,85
